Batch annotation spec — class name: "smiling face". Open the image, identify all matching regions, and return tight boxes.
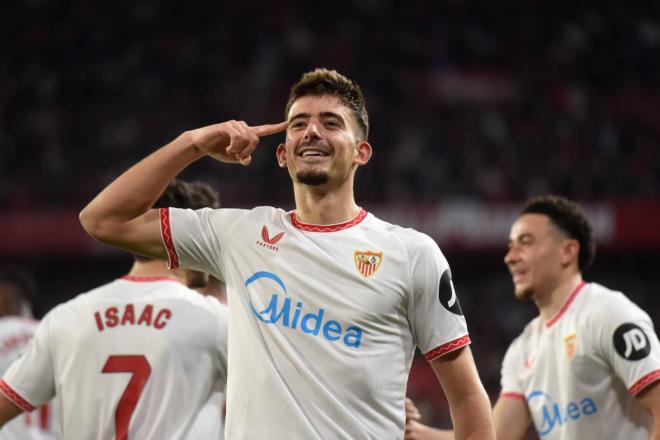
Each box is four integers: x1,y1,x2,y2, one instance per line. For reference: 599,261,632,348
276,94,371,188
504,213,574,301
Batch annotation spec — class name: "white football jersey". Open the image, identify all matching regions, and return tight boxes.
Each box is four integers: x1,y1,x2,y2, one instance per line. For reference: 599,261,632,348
0,276,228,440
162,206,470,439
0,317,57,440
500,282,660,439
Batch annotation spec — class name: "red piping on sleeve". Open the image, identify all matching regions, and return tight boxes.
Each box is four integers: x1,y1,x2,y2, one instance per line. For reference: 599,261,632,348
0,379,35,412
159,208,179,269
629,369,660,396
423,335,471,361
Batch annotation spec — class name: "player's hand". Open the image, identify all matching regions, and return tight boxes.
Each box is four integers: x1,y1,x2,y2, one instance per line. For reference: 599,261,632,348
405,397,422,422
404,420,426,440
186,120,287,166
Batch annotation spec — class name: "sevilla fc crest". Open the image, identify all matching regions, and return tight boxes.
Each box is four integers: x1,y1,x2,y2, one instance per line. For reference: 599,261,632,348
564,333,577,360
354,251,383,278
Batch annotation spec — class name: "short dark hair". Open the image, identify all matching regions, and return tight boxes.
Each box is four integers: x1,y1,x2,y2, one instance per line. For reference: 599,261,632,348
0,265,37,303
154,179,220,210
284,68,369,141
135,179,220,262
522,195,595,272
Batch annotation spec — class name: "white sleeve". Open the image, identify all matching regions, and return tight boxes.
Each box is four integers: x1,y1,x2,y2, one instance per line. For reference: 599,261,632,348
407,233,470,361
0,313,57,410
589,293,660,396
499,338,525,398
160,207,249,280
211,299,229,389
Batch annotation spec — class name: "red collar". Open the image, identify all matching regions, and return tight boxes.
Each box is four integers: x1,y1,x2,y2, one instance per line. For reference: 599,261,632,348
545,281,587,328
120,275,180,283
290,208,368,232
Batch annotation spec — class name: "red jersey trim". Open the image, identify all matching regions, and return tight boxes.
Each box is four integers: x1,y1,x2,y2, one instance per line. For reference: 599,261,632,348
545,281,587,328
423,335,471,361
629,369,660,396
0,379,35,412
290,209,368,232
120,275,180,283
159,207,179,269
499,391,526,401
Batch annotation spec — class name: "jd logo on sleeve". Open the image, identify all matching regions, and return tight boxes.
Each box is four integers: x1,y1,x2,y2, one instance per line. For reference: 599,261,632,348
613,323,650,360
438,269,462,316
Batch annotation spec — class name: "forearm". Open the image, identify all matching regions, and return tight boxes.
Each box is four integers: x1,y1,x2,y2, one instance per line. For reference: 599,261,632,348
638,381,660,440
80,132,205,239
449,390,495,440
650,406,660,440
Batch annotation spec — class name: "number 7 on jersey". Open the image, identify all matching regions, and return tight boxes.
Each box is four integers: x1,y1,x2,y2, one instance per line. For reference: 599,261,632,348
102,355,152,440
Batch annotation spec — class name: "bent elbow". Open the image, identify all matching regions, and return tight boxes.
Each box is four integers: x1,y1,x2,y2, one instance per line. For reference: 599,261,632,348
79,206,112,243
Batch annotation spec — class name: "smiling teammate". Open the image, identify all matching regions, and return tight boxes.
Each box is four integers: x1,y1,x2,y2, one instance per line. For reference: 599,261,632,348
78,68,495,439
404,195,660,440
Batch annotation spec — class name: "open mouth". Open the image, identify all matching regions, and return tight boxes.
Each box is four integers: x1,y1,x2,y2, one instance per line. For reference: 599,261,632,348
511,269,527,283
296,144,331,158
298,148,330,158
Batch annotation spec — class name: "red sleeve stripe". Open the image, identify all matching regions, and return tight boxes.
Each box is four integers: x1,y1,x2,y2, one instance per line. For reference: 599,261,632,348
0,379,35,412
159,208,179,269
499,391,526,401
424,335,471,361
629,369,660,396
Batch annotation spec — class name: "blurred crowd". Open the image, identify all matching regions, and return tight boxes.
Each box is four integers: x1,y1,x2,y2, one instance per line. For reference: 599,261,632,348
2,1,660,434
2,1,659,209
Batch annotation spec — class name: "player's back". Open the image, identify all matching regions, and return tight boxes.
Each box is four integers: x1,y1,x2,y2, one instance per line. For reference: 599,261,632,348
3,276,228,440
0,316,57,440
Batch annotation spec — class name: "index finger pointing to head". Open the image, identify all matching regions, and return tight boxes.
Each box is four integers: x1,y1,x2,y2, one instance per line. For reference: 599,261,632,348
252,121,288,137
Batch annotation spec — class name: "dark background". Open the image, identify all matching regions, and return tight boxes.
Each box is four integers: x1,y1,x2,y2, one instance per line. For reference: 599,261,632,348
2,1,659,436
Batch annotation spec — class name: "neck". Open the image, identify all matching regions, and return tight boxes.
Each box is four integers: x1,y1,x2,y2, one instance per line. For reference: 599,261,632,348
292,178,360,225
128,260,185,283
534,272,584,322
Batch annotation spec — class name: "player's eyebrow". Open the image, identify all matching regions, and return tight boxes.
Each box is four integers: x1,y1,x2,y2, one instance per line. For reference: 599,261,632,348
289,112,310,122
319,111,344,121
509,233,533,245
288,111,346,123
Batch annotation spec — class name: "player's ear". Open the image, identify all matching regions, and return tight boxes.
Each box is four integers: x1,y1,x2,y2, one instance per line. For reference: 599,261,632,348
560,238,580,269
276,144,287,168
353,141,372,166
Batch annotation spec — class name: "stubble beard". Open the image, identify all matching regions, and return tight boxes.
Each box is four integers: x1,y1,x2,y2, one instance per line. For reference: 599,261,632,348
514,284,534,301
296,170,329,186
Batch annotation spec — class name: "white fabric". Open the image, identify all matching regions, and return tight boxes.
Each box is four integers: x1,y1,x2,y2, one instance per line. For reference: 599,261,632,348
0,317,57,440
166,206,470,439
1,278,228,440
500,282,660,439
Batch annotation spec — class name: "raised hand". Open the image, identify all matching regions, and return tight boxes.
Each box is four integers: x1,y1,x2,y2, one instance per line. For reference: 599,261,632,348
187,120,288,165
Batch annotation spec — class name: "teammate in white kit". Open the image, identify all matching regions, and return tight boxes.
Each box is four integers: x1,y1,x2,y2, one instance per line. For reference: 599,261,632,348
0,181,229,440
0,266,57,440
403,195,660,440
78,68,496,439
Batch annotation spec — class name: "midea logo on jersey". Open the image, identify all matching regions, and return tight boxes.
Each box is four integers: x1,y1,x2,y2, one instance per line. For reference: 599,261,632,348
527,390,597,437
245,271,363,348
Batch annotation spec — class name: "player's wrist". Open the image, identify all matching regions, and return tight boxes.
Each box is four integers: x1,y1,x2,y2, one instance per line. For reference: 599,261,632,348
171,132,208,161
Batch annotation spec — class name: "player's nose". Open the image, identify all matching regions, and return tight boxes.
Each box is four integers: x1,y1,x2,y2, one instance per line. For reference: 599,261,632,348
303,121,322,141
504,247,517,266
